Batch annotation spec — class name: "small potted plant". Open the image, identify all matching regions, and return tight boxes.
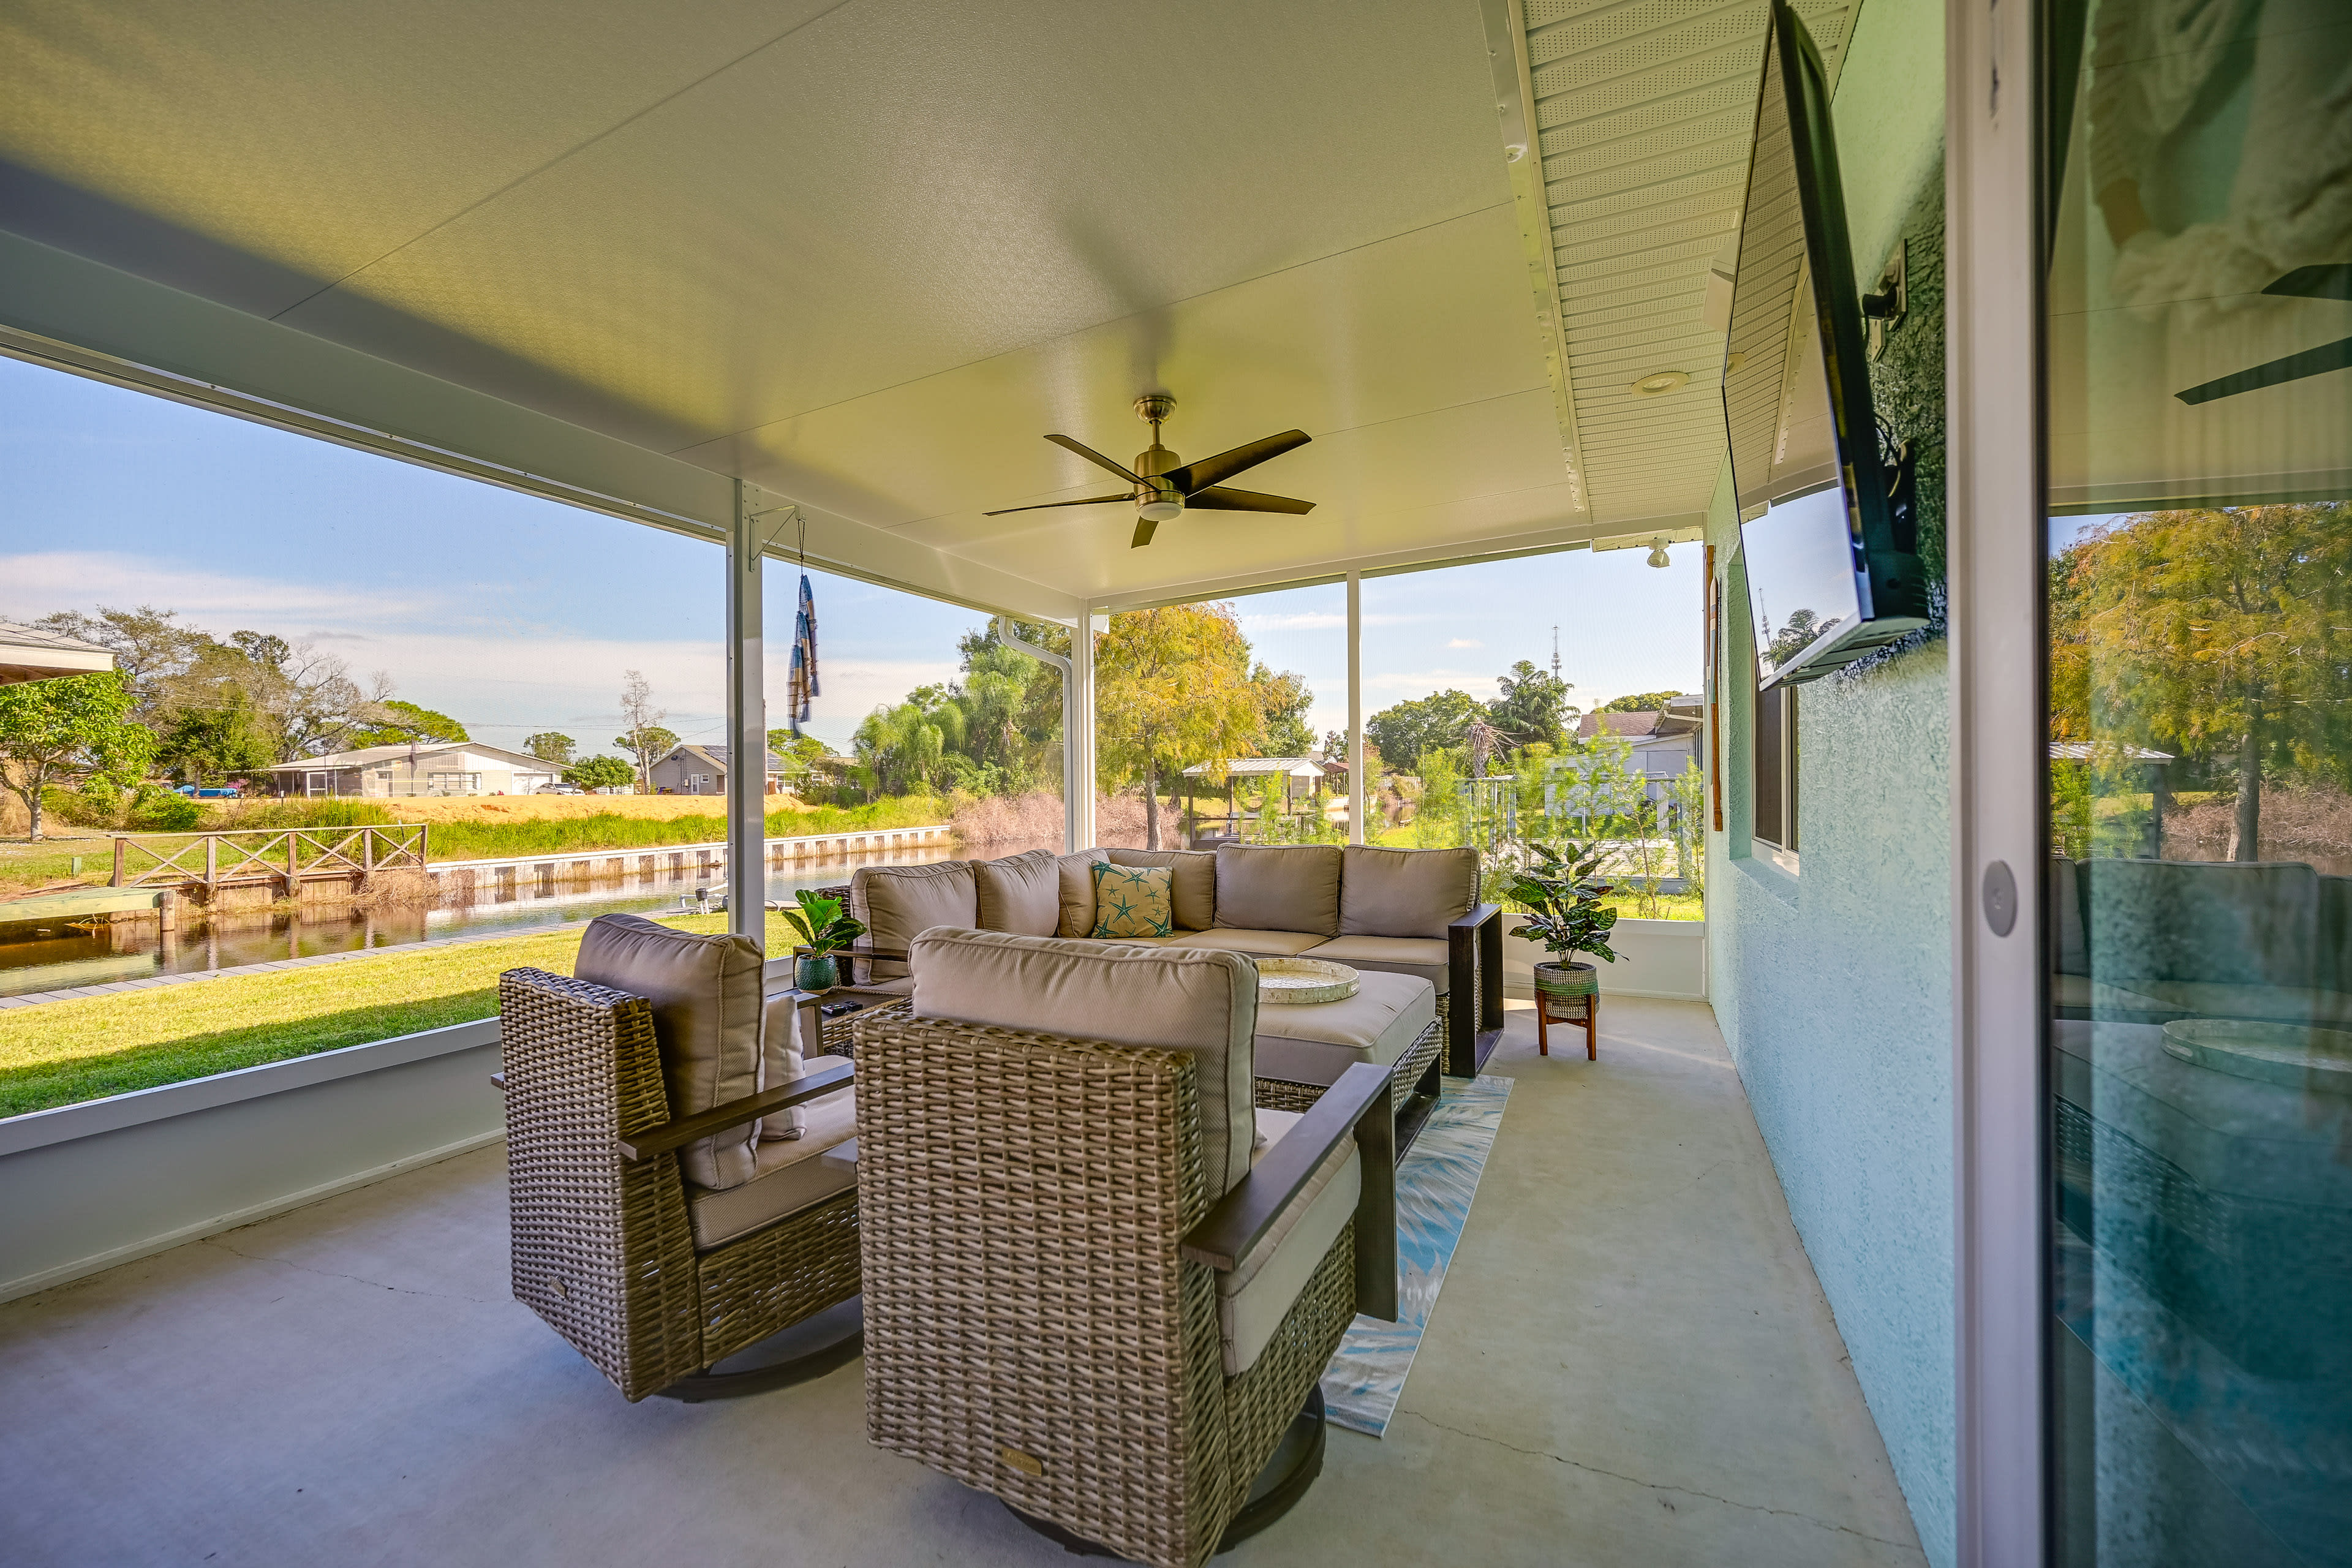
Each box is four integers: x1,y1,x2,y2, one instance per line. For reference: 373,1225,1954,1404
777,888,866,992
1503,840,1620,1005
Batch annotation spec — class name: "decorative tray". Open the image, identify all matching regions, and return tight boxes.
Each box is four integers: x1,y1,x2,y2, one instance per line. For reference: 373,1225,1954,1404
2160,1017,2352,1095
1256,957,1360,1005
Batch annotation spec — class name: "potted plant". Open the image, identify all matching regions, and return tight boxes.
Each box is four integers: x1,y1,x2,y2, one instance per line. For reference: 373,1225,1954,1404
1502,840,1621,1005
777,888,866,992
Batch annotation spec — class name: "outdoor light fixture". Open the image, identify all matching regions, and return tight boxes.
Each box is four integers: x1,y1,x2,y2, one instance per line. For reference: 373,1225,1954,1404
1646,537,1672,568
1631,370,1690,396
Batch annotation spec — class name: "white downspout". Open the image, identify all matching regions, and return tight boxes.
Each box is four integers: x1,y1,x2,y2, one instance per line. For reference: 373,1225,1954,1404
995,612,1091,851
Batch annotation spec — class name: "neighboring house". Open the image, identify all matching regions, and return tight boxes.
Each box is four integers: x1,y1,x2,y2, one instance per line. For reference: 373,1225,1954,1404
1574,701,1704,800
0,620,114,685
647,743,789,796
265,742,560,798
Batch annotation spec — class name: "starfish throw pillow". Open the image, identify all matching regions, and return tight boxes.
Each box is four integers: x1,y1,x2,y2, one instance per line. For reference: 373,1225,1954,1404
1091,861,1174,939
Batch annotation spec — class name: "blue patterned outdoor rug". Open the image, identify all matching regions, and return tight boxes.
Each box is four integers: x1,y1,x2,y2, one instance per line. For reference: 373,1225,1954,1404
1320,1072,1512,1437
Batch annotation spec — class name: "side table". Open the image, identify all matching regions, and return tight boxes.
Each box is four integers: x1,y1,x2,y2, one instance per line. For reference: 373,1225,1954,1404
777,986,908,1060
1536,986,1597,1060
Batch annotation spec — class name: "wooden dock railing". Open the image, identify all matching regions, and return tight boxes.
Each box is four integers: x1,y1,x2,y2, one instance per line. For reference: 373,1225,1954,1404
109,825,429,891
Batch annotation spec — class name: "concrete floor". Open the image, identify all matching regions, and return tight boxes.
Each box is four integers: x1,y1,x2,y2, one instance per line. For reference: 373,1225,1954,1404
0,998,1927,1567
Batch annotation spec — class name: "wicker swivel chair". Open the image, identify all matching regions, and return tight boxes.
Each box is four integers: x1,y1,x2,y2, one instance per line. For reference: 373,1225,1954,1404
851,928,1398,1568
497,914,861,1401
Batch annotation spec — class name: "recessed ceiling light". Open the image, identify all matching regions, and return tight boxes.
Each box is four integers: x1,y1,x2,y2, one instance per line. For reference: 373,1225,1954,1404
1631,370,1690,396
1725,352,1747,373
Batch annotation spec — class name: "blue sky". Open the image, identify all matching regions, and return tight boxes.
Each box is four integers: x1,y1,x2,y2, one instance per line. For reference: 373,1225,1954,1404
0,353,1702,758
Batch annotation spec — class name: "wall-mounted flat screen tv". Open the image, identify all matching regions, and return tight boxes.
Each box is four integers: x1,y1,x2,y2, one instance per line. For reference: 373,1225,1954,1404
1723,0,1929,688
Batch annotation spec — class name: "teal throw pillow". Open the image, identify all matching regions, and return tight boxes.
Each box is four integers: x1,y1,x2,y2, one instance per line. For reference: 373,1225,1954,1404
1091,861,1174,939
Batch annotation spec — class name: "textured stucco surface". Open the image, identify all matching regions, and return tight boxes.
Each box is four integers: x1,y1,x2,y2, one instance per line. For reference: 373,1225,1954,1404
1704,2,1957,1562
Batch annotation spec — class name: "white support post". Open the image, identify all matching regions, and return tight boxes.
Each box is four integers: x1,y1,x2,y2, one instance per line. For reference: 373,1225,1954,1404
725,482,774,942
1347,571,1365,846
1071,608,1102,851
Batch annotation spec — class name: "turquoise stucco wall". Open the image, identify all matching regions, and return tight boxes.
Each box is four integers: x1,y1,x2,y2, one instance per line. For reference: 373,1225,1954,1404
1705,2,1956,1563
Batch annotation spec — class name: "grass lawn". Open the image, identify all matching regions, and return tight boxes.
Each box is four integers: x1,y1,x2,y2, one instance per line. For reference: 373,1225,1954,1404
0,911,797,1120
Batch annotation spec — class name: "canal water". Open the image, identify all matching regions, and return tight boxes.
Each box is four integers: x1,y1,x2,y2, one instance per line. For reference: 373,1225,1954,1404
0,840,1057,1000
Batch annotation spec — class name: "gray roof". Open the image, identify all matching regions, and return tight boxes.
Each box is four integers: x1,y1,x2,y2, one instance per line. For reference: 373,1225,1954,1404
658,743,789,771
266,741,557,772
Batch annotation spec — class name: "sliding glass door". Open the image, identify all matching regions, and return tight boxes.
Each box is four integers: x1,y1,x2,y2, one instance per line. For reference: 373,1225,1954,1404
2043,1,2352,1560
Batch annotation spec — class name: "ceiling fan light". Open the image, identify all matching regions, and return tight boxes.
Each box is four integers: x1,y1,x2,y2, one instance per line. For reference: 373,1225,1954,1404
1646,537,1672,568
1137,496,1183,524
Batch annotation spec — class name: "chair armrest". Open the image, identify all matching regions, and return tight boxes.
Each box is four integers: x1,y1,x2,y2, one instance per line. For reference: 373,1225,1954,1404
1182,1061,1398,1320
616,1060,855,1162
1446,903,1504,1075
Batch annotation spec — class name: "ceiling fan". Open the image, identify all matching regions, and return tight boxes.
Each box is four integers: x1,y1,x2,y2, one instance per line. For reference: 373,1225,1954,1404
984,395,1315,548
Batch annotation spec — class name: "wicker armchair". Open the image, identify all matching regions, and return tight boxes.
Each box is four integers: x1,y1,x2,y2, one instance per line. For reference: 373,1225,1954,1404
497,916,862,1401
851,929,1397,1568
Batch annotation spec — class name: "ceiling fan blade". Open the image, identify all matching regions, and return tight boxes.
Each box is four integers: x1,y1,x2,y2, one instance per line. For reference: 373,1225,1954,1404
1183,485,1315,514
982,492,1133,516
1166,429,1310,494
1131,514,1161,549
1044,434,1147,486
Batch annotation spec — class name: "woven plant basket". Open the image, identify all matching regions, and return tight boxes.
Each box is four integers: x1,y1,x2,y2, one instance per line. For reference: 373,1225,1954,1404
1534,960,1597,999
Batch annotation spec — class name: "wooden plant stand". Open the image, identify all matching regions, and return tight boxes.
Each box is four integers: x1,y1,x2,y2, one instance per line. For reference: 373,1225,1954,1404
1536,986,1597,1060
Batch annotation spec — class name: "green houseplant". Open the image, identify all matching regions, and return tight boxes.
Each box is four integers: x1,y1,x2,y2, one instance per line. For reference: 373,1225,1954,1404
1502,840,1620,1002
777,889,866,992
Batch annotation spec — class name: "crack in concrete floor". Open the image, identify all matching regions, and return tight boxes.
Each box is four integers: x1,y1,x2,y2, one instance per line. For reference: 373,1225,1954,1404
1398,1409,1924,1556
199,1236,498,1306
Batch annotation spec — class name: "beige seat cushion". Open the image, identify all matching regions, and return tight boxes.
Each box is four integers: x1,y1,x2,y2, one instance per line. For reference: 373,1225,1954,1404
909,927,1259,1194
1220,1107,1360,1375
684,1063,856,1249
1339,845,1478,938
1215,844,1343,937
974,848,1063,937
1156,928,1327,958
1107,848,1217,932
575,914,764,1190
1253,970,1436,1088
1302,934,1450,993
850,861,977,980
1058,849,1109,937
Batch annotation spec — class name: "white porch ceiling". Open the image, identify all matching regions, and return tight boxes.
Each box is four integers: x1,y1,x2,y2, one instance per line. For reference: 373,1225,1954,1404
1504,0,1853,528
0,0,1817,610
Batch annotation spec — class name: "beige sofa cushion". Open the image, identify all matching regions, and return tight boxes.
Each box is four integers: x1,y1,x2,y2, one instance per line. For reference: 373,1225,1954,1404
1253,970,1436,1087
575,914,764,1190
684,1064,856,1248
1339,845,1478,938
1220,1109,1360,1375
1215,844,1342,937
974,848,1062,937
908,927,1259,1194
1107,847,1217,931
1303,934,1449,993
850,861,976,979
1158,928,1326,958
1058,849,1110,937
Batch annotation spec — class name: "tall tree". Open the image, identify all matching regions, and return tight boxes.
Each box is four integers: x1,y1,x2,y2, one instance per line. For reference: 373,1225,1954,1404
0,671,152,839
1491,660,1574,748
2055,504,2352,859
1252,664,1316,756
31,606,212,725
352,699,468,747
1597,690,1684,715
614,670,669,793
1095,605,1266,849
522,731,576,765
565,754,637,792
1364,689,1485,775
154,637,391,765
855,701,947,796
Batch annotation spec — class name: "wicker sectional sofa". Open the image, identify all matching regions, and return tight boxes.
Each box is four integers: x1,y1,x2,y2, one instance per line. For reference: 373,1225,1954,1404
837,842,1505,1088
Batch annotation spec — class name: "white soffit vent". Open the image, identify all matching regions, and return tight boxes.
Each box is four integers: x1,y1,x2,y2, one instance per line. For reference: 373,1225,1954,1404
1482,0,1852,529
